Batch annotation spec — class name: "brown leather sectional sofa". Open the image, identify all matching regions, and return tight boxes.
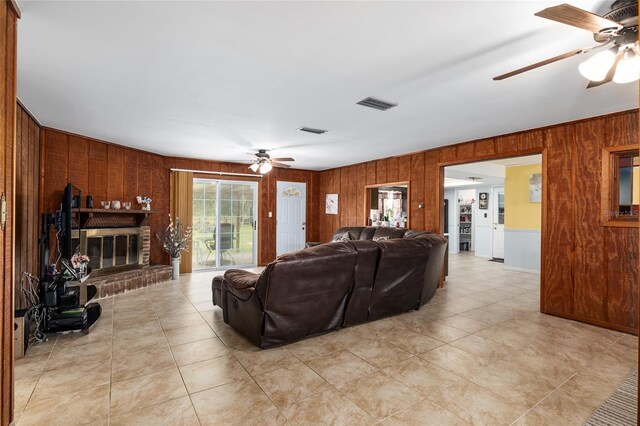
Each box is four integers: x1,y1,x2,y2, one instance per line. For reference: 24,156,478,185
212,227,448,348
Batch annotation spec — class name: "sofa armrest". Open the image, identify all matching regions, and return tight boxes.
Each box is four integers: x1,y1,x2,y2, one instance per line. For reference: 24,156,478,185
223,269,260,301
305,242,322,248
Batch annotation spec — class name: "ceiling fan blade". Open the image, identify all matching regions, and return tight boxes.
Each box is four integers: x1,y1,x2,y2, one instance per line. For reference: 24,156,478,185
493,46,595,80
270,157,295,162
535,4,622,34
586,51,623,89
271,161,291,169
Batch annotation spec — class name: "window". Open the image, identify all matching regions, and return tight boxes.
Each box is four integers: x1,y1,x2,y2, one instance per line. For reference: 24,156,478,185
602,145,639,227
282,187,301,197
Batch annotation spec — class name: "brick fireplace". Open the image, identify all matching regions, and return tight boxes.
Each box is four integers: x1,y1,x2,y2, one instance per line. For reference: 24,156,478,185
71,208,172,297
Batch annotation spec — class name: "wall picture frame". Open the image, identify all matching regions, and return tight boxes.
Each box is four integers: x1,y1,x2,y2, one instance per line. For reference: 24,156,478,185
325,194,338,215
530,173,542,203
479,192,488,209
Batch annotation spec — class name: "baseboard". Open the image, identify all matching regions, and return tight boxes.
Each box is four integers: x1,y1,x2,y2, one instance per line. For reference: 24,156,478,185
503,265,540,274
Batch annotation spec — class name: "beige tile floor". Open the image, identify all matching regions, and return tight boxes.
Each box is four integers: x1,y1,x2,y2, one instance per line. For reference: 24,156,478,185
14,253,637,425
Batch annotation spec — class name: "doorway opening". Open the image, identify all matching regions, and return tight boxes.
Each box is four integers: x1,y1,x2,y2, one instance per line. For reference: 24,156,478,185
191,178,258,271
364,182,410,227
443,154,542,273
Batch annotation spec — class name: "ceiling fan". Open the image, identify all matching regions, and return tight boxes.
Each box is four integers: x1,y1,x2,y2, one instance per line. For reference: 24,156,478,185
247,149,295,174
494,1,639,87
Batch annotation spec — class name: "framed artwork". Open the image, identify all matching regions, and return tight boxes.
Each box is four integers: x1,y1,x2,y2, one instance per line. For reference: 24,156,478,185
326,194,338,214
479,192,488,209
529,173,542,202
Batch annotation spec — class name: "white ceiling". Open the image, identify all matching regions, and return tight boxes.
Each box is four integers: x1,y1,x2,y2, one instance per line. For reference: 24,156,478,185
17,1,638,171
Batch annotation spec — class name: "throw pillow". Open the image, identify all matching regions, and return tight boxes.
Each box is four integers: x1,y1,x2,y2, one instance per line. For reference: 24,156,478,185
332,232,351,242
373,236,390,242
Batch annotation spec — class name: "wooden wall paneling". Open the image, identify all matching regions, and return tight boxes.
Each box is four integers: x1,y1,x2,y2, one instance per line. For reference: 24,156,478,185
572,119,606,322
136,152,153,202
439,146,457,164
43,130,68,211
495,133,519,154
366,161,376,185
375,159,387,184
456,142,475,161
1,2,18,422
541,125,575,316
16,109,25,307
123,150,138,204
386,157,399,183
257,171,267,264
67,135,89,193
14,105,40,308
410,153,425,230
346,166,357,225
28,113,39,288
397,155,411,183
474,138,495,158
355,164,366,226
150,163,169,265
88,140,108,204
106,145,124,201
424,151,439,231
605,111,638,147
606,227,638,329
518,129,544,152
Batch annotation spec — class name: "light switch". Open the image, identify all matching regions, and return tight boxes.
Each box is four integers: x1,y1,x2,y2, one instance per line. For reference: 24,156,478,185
484,213,487,218
268,212,273,218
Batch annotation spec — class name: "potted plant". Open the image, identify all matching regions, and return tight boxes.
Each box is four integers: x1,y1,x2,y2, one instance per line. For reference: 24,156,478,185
156,215,192,280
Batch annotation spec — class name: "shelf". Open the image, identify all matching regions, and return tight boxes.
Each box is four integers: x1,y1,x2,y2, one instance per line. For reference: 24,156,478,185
71,208,157,228
75,208,157,214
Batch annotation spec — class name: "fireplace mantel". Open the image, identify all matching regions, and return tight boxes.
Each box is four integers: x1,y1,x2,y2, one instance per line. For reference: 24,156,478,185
71,208,157,228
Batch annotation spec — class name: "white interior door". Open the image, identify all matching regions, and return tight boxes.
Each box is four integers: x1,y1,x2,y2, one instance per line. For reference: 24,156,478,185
277,181,306,256
492,186,505,259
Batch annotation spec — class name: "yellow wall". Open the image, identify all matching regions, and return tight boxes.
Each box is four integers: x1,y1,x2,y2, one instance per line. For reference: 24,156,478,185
504,164,542,230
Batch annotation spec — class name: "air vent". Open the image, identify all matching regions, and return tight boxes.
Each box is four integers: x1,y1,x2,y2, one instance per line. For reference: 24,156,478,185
297,127,327,134
357,97,398,111
467,177,483,181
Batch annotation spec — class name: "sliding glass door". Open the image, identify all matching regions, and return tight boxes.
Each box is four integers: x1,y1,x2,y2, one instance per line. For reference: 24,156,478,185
192,178,257,271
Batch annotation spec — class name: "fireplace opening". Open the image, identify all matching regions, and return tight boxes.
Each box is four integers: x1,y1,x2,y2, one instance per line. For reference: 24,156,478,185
72,228,143,276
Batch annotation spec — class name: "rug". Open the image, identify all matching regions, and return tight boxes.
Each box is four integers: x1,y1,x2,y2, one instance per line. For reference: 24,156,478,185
586,369,637,426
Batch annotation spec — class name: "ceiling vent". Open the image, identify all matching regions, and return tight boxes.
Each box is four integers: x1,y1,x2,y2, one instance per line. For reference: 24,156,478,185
357,97,398,111
467,177,483,181
297,126,327,134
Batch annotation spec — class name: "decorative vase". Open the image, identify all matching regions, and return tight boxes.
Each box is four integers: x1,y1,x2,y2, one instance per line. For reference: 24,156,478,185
171,257,180,280
78,263,87,278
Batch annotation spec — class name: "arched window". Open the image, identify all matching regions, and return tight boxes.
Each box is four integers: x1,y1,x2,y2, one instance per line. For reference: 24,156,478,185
282,187,302,197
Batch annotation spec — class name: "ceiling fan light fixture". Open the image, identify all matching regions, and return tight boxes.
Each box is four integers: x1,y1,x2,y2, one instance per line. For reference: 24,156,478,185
612,49,640,84
249,163,260,172
578,48,617,82
259,162,273,174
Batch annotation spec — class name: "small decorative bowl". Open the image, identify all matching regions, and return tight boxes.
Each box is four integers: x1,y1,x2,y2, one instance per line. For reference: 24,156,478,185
122,202,131,210
112,200,121,210
101,201,111,209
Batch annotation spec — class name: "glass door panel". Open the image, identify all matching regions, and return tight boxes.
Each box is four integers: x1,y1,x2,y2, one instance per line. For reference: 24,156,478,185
192,179,257,271
218,182,256,267
192,179,218,270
